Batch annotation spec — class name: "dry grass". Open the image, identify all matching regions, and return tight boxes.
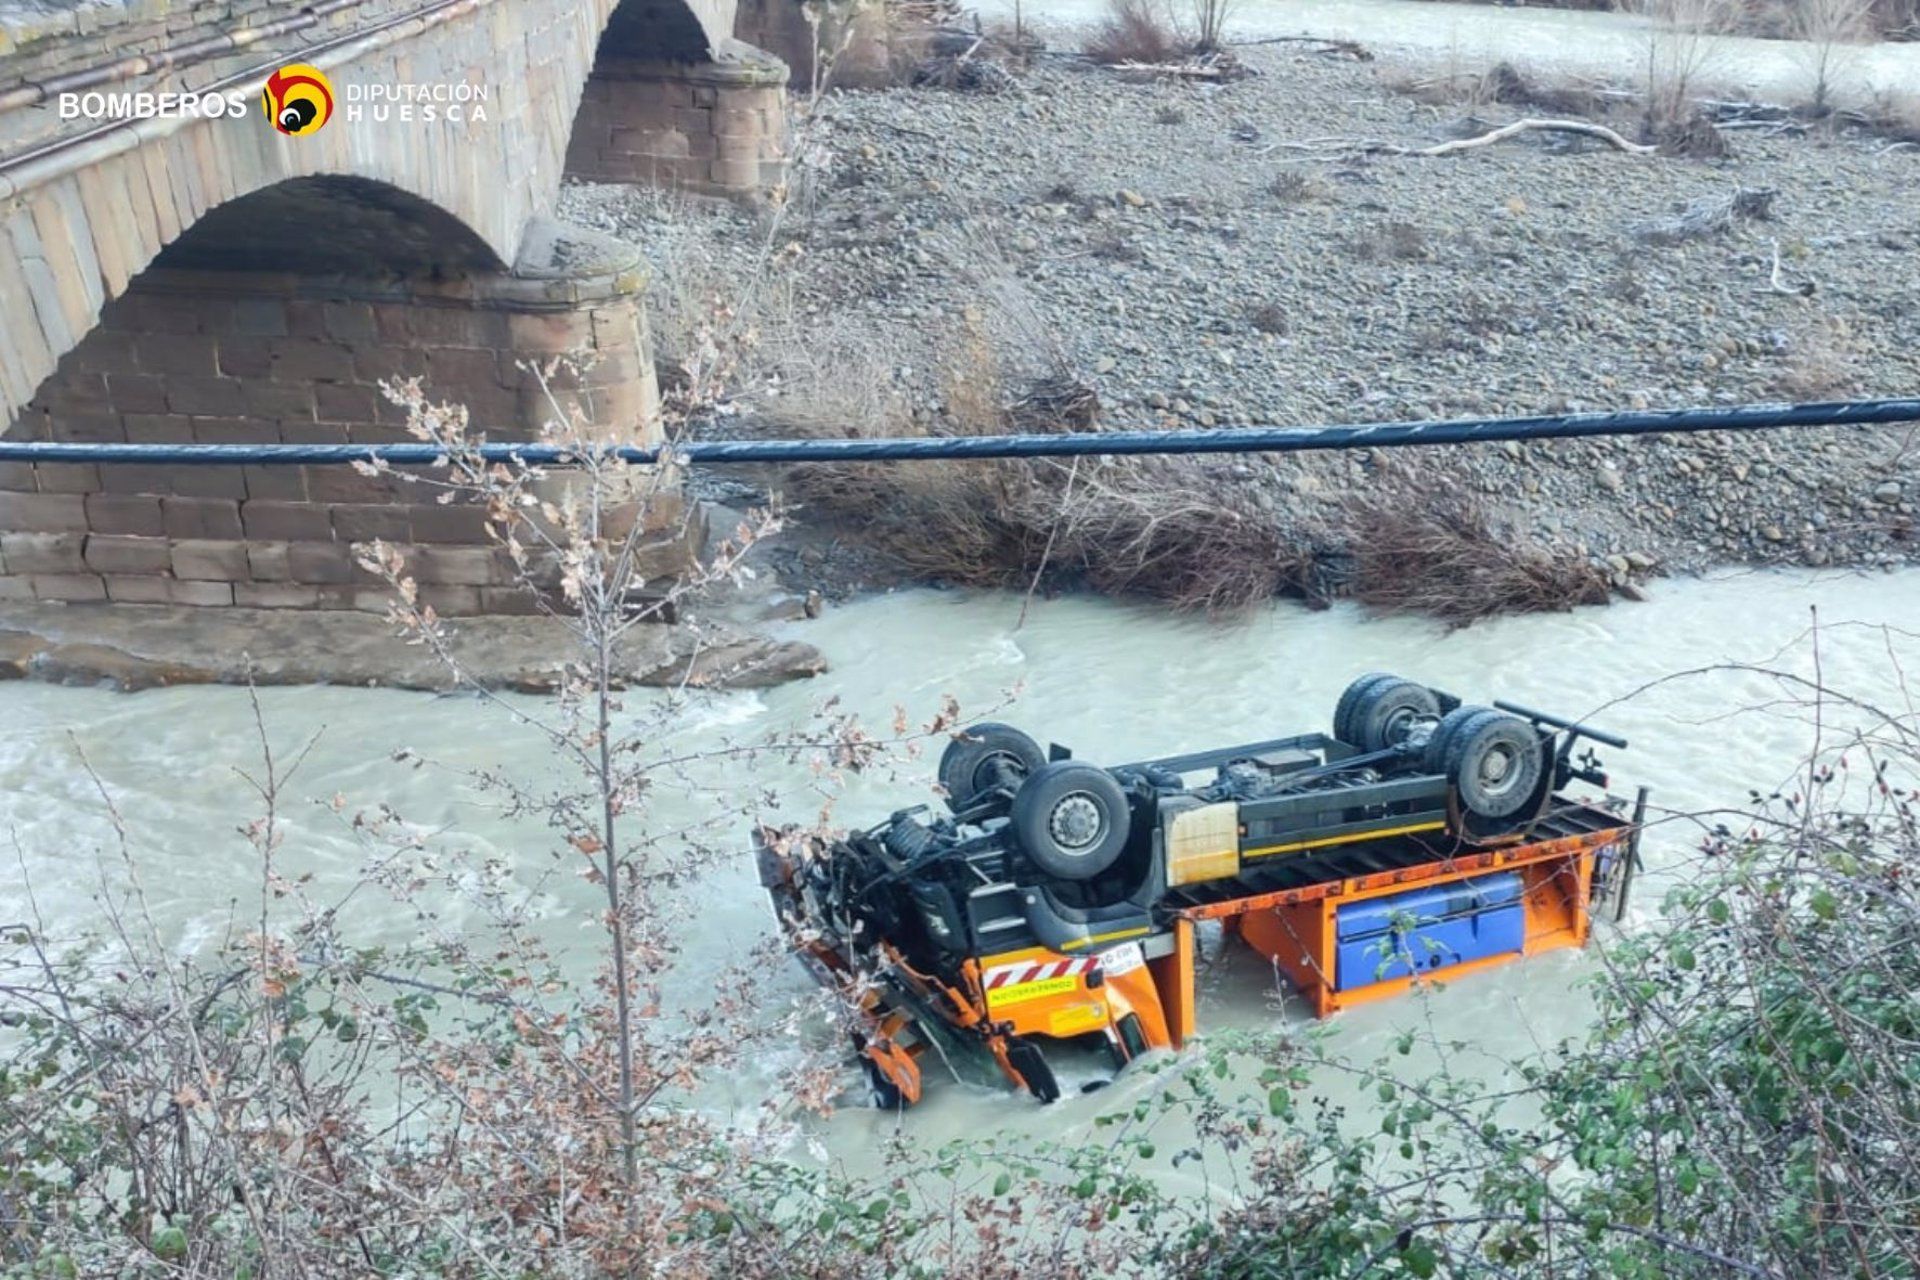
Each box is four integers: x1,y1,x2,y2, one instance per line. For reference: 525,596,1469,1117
1344,490,1612,628
1345,221,1430,263
1267,170,1328,203
1084,0,1183,64
1383,61,1606,115
764,314,1315,612
1771,315,1863,400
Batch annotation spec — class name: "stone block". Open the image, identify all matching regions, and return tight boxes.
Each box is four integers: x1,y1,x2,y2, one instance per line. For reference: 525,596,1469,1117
123,413,196,442
234,582,321,609
0,463,35,492
241,500,332,541
218,337,278,378
314,383,381,423
161,497,244,540
191,417,266,445
49,413,127,443
107,373,171,413
326,503,411,545
269,339,357,383
306,466,395,505
247,541,291,581
105,575,173,603
2,532,86,573
85,493,164,536
414,544,500,585
407,502,492,544
241,465,308,503
135,331,218,376
0,576,32,602
287,541,353,584
169,580,234,607
31,573,106,602
165,376,246,417
83,534,171,574
33,463,100,494
0,492,89,532
417,585,481,615
171,539,250,581
239,381,316,421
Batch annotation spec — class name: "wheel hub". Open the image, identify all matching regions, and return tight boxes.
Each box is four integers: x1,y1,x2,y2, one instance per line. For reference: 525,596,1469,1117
1049,793,1104,851
1479,745,1517,794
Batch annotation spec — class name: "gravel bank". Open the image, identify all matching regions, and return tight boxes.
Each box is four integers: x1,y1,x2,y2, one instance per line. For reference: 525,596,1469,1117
560,42,1920,601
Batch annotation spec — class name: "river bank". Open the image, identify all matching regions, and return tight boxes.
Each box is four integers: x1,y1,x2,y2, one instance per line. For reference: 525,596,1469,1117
563,33,1920,608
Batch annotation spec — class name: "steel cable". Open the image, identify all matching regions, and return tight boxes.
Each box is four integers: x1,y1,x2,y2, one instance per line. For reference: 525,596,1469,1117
0,397,1916,467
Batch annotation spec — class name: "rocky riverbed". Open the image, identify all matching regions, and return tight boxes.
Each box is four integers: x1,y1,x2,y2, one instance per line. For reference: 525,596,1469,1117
560,39,1920,600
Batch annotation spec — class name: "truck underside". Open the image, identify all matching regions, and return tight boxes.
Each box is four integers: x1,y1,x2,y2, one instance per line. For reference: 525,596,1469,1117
759,673,1643,1108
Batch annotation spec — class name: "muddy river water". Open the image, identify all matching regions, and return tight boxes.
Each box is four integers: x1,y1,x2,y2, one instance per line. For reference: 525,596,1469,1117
4,568,1918,1175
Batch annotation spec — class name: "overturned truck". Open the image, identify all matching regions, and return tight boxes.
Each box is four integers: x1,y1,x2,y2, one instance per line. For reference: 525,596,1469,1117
759,673,1643,1107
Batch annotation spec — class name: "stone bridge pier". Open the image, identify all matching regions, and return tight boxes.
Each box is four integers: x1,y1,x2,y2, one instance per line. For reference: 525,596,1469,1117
0,0,801,616
0,183,693,613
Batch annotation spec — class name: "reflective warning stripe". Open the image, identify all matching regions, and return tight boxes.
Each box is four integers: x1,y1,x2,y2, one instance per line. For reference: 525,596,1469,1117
983,956,1098,990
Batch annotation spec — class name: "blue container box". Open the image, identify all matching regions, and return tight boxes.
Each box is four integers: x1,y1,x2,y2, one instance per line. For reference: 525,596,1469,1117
1333,872,1525,991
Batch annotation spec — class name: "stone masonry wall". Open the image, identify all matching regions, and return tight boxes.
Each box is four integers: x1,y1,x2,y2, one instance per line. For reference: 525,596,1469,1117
0,266,696,614
564,48,788,198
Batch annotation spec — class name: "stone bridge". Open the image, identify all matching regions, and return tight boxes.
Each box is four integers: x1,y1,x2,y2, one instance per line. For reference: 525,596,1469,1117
0,0,804,612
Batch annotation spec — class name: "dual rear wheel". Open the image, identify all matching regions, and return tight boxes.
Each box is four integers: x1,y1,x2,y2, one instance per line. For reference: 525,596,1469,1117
1334,674,1545,824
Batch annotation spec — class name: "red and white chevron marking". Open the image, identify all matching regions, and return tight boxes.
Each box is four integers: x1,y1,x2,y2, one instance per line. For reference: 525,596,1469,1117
983,956,1098,989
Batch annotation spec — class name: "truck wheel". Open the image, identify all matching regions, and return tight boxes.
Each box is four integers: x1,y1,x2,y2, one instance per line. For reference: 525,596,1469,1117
1333,672,1398,744
1444,711,1544,821
1011,761,1130,881
1349,678,1441,754
940,722,1046,809
1423,705,1485,775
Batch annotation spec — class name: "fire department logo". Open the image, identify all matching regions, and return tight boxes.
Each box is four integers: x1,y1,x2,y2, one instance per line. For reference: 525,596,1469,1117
263,64,335,136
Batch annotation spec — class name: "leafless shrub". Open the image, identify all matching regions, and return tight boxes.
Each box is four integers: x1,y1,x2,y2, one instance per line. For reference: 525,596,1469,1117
1796,0,1876,113
1185,0,1239,52
1386,61,1605,115
1863,87,1920,142
1345,220,1430,263
1155,102,1189,124
1772,315,1863,399
1248,301,1290,334
1631,186,1776,244
1084,0,1182,65
1344,490,1612,627
1637,0,1738,138
1267,169,1327,203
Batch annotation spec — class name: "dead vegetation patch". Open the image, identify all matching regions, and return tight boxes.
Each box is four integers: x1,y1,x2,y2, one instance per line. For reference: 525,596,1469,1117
1344,492,1613,628
1084,0,1185,65
762,324,1625,621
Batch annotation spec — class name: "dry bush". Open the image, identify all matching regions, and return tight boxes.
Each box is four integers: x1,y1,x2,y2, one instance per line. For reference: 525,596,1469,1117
1795,0,1876,113
1345,220,1430,263
1864,87,1920,142
1385,61,1604,115
1771,315,1863,399
1247,301,1290,334
1084,0,1182,64
1637,0,1737,137
767,324,1320,612
1344,490,1612,627
1267,170,1327,203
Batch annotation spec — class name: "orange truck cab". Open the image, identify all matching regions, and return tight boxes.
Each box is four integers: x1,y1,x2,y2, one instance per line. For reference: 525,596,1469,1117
757,673,1644,1108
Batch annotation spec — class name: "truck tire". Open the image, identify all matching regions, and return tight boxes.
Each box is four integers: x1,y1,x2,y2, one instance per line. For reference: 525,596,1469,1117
1423,705,1485,775
940,723,1046,809
1349,678,1442,754
1443,710,1544,821
1333,672,1398,744
1010,761,1131,881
